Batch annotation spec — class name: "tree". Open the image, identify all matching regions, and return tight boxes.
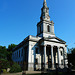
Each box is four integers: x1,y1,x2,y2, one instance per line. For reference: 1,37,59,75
7,44,17,61
68,48,75,54
0,46,9,73
71,48,75,54
0,44,17,73
68,48,75,69
0,46,7,59
8,44,17,52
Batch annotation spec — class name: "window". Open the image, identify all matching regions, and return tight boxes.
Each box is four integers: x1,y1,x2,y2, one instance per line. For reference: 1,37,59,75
35,58,38,64
21,49,23,56
17,51,18,58
61,51,63,56
36,48,38,54
47,25,50,32
19,50,20,57
15,53,16,58
40,25,41,33
61,60,63,65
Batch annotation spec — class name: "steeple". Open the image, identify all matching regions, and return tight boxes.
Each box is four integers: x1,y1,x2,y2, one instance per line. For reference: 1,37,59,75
37,0,55,38
40,0,50,21
43,0,47,7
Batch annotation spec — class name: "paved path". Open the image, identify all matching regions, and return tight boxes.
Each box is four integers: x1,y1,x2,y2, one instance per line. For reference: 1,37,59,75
1,71,41,75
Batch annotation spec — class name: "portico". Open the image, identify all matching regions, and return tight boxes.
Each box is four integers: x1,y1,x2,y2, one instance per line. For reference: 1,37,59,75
40,41,67,69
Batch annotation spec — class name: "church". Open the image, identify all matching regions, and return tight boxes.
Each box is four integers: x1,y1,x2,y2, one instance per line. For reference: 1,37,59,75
12,0,68,71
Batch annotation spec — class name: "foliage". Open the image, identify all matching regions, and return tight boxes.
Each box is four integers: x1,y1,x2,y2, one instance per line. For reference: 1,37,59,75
68,48,75,54
0,46,7,59
7,44,17,61
0,46,10,73
71,48,75,54
2,69,7,73
0,44,17,74
0,58,10,69
68,47,75,69
9,63,22,73
8,44,17,51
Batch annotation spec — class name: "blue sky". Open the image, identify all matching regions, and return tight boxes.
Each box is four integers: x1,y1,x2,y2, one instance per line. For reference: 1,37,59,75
0,0,75,48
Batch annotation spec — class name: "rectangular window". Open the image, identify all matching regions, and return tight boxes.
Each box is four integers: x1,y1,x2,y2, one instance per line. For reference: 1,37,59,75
40,25,41,33
17,51,18,58
61,60,63,65
21,49,23,56
19,50,20,57
35,58,38,64
47,25,50,32
61,51,63,56
36,48,38,54
15,53,16,58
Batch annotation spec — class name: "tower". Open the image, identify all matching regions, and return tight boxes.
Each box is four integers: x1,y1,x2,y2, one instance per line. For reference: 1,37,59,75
37,0,55,38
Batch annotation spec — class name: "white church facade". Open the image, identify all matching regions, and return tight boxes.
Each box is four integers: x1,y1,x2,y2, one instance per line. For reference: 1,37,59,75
12,0,68,71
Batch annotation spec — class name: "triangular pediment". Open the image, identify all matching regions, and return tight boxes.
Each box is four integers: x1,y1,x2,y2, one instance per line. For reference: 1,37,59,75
46,37,66,43
49,38,61,42
39,37,66,45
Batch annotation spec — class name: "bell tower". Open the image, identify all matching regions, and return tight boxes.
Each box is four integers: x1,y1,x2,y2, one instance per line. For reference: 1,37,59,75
37,0,55,38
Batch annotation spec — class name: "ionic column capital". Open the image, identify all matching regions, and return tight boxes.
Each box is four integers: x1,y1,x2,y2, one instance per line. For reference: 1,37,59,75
51,45,54,48
43,44,47,47
57,46,60,48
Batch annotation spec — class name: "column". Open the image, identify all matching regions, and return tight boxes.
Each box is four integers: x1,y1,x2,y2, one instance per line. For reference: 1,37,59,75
44,45,47,69
57,46,61,67
51,45,54,69
28,43,33,71
63,47,67,67
63,48,65,67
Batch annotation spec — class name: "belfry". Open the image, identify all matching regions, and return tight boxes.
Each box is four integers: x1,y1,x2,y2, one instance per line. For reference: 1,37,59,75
12,0,68,71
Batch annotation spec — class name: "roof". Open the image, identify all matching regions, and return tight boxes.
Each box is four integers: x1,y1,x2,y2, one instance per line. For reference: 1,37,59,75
13,35,66,51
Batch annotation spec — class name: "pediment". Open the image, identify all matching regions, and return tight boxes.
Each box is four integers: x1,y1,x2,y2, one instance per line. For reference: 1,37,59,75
39,37,66,45
49,38,60,42
46,37,66,43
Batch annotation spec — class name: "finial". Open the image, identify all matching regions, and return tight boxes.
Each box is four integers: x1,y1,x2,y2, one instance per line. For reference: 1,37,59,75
43,0,47,7
44,0,46,3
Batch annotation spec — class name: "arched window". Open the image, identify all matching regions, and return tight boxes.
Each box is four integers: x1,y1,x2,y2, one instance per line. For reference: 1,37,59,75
47,25,50,32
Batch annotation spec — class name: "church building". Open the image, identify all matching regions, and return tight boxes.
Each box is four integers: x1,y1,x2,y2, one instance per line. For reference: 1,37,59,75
12,0,68,71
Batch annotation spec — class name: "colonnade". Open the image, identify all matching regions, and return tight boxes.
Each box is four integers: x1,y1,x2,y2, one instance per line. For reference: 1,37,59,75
43,45,66,69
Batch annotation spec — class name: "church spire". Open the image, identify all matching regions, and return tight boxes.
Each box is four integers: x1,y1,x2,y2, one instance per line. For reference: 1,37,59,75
43,0,47,7
37,0,55,37
40,0,50,21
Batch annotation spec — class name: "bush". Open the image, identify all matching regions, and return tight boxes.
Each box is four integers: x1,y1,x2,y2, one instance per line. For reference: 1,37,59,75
2,69,7,73
9,63,22,73
0,59,10,69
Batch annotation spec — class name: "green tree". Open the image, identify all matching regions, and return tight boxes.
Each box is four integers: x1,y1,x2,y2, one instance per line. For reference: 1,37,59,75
68,48,75,69
71,48,75,54
0,46,7,59
68,48,75,54
0,46,10,73
7,44,17,61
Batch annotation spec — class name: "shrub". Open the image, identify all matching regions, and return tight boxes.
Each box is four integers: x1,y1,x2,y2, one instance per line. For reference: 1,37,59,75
9,63,22,73
2,69,7,73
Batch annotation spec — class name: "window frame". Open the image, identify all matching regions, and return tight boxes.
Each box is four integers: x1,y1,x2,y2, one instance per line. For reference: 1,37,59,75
47,25,50,32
